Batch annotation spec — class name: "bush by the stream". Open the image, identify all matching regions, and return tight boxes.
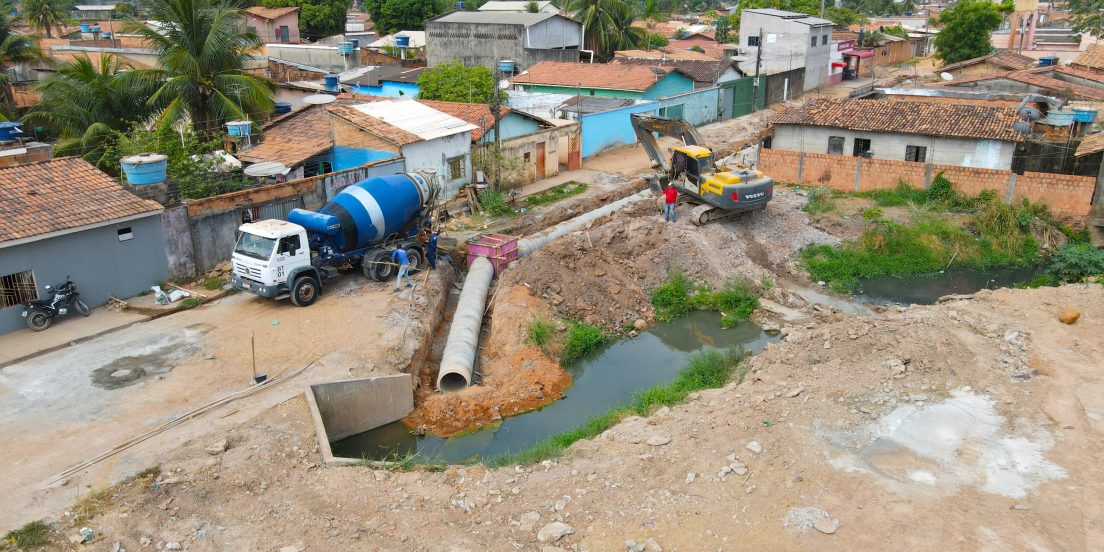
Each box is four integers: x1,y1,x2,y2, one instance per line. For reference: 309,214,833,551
526,315,554,349
650,270,759,327
1047,243,1104,282
477,189,516,218
561,322,605,364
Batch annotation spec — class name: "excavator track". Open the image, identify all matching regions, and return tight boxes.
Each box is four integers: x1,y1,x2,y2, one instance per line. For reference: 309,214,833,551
689,202,764,226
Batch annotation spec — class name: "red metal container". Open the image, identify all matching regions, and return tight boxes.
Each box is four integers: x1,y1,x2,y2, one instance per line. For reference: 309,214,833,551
466,233,519,277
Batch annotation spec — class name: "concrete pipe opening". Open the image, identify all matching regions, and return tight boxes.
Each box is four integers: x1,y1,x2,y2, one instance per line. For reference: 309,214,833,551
437,371,470,393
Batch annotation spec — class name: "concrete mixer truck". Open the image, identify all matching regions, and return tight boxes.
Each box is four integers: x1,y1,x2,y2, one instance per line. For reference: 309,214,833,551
230,172,436,306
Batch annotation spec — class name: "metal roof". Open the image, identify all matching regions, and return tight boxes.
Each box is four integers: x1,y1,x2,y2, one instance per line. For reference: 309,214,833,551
352,100,477,140
73,4,116,10
478,1,558,11
430,11,573,27
743,8,833,26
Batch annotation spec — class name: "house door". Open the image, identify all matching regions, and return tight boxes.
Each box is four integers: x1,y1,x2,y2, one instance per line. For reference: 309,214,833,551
536,142,546,179
567,132,582,170
278,25,290,43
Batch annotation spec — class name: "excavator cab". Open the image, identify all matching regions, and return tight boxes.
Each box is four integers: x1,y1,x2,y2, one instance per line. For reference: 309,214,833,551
670,146,714,194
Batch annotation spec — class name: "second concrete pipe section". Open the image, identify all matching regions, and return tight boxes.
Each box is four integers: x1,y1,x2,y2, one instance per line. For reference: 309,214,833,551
436,188,655,392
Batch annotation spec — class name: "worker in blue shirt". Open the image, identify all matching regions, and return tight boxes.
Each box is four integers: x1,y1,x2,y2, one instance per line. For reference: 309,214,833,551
427,228,441,270
392,247,412,291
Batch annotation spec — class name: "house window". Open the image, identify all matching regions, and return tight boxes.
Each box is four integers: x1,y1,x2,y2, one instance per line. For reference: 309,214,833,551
117,227,133,241
827,136,845,155
853,138,872,157
811,36,818,47
748,35,759,47
905,145,927,162
447,155,466,180
524,152,531,163
0,270,38,308
822,35,829,46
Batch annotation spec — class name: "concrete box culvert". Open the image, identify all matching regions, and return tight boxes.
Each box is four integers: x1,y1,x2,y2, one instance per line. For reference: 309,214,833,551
305,374,414,466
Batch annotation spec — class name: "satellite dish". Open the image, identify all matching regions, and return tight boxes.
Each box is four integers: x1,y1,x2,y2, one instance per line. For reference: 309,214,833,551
499,79,510,90
303,94,337,105
244,161,290,177
1012,120,1032,135
649,66,667,75
1019,105,1043,121
940,72,953,81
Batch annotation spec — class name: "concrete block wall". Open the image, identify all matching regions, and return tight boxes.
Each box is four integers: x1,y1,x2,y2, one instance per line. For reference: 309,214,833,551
332,117,401,154
760,148,1097,223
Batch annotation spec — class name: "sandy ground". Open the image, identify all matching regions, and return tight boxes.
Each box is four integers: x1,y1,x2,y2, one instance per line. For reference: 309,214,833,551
0,269,451,531
37,284,1103,551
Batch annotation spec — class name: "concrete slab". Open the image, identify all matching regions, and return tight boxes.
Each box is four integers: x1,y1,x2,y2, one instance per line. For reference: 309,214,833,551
0,307,150,368
307,374,414,465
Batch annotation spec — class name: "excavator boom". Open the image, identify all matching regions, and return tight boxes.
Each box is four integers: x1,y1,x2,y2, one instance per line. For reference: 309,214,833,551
630,113,707,172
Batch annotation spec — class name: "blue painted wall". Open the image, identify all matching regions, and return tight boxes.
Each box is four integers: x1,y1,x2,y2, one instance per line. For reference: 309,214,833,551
579,102,659,158
350,81,420,98
481,112,543,144
309,146,397,174
657,87,721,126
642,72,696,100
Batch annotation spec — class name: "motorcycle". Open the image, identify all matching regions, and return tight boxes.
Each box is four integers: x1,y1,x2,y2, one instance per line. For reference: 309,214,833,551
21,278,91,331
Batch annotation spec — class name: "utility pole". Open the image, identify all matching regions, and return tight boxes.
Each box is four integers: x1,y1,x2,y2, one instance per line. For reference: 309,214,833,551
490,63,505,190
753,28,763,111
820,0,826,19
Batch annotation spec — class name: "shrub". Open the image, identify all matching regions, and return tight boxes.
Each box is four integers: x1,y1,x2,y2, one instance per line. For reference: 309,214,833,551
526,315,554,349
802,187,836,214
525,182,588,207
862,207,883,221
1047,243,1104,281
203,276,226,290
478,189,515,218
178,297,204,309
561,322,605,363
927,172,956,203
4,520,51,548
650,269,694,322
691,280,759,327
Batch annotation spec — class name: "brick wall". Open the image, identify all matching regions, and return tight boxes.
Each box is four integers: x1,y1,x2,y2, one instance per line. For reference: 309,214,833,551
760,147,1097,223
267,58,326,83
332,117,400,153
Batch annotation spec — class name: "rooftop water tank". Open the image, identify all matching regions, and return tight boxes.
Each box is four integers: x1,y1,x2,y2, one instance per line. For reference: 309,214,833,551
1039,55,1059,67
349,38,359,48
337,41,354,54
1046,109,1075,126
225,120,252,136
498,60,515,73
324,74,340,92
0,122,22,141
1073,108,1097,123
79,23,91,32
120,153,168,185
274,102,292,115
91,24,100,33
101,31,111,38
395,35,410,47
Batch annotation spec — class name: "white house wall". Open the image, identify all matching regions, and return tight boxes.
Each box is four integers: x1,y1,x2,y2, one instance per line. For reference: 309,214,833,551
772,125,1017,169
401,133,473,199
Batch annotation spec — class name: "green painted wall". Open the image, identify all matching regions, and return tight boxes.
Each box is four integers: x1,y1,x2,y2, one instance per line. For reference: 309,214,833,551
521,72,695,101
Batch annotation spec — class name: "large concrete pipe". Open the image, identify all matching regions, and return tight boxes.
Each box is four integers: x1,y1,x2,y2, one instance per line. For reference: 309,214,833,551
436,189,654,392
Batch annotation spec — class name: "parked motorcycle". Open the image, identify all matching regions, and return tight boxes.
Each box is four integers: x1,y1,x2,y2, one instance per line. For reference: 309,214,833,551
21,278,90,331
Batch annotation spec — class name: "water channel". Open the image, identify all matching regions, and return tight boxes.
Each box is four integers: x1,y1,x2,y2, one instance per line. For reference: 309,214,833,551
332,311,781,462
854,265,1043,305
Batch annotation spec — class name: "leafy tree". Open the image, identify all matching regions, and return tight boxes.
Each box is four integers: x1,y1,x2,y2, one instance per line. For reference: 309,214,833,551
0,0,46,115
122,0,274,134
113,2,139,18
824,6,862,28
23,54,155,166
105,125,252,197
22,0,71,39
645,32,667,49
374,0,437,36
882,25,907,38
1069,0,1104,38
417,62,500,104
714,15,730,43
565,0,646,61
933,0,1002,64
860,30,884,46
260,0,349,39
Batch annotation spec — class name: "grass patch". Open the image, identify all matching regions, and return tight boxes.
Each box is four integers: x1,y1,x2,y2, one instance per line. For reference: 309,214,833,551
70,467,159,525
477,189,516,218
561,322,606,364
526,315,554,349
486,348,745,467
650,270,759,327
202,276,226,290
178,297,204,309
801,186,837,214
3,520,51,549
525,181,588,207
861,207,883,221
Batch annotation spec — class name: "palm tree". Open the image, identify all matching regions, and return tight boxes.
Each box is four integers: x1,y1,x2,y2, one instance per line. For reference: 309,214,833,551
22,0,72,39
526,0,540,12
24,54,155,165
565,0,646,60
122,0,274,135
0,0,47,116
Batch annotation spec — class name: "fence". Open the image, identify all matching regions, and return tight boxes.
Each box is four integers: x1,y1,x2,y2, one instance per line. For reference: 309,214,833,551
760,148,1098,223
173,157,404,275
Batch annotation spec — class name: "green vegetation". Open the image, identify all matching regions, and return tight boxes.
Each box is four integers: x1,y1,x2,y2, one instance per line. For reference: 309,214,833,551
801,176,1072,293
566,0,646,61
179,297,204,309
1047,243,1104,282
104,126,253,198
525,182,588,207
650,270,759,327
417,61,499,104
477,189,516,218
645,32,668,49
760,276,774,290
0,0,46,118
3,520,51,549
526,315,554,349
113,2,139,18
364,0,438,36
486,348,745,467
561,321,605,363
273,0,361,39
801,186,837,214
861,207,884,221
203,276,227,290
934,0,1008,64
883,25,909,39
21,0,69,39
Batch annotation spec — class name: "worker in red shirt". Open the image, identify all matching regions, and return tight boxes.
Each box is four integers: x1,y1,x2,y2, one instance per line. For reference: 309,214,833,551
662,184,678,223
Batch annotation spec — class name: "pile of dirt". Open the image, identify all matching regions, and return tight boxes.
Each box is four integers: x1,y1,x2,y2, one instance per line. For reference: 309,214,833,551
405,285,572,437
504,188,838,331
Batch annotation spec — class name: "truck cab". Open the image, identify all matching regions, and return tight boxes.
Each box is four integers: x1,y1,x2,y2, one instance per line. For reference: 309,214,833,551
231,219,321,305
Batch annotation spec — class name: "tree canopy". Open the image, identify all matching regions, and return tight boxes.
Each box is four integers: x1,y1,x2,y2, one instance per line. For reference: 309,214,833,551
365,0,438,36
22,0,71,39
416,62,500,104
1069,0,1104,38
113,2,140,18
933,0,1004,64
260,0,349,39
0,0,46,117
564,0,645,61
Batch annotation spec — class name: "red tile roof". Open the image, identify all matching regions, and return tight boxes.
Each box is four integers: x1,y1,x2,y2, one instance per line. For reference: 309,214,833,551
0,157,162,245
940,51,1037,72
944,67,1104,101
240,105,331,167
244,6,299,20
511,61,679,92
768,98,1023,142
1072,43,1104,71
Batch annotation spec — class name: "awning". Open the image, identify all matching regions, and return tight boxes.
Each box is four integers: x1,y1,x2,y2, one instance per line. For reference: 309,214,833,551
1075,132,1104,157
841,49,874,58
831,61,847,68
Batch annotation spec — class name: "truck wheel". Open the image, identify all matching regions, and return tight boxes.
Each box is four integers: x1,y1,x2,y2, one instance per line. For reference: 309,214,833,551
370,250,394,282
290,276,320,307
405,247,424,271
27,310,52,331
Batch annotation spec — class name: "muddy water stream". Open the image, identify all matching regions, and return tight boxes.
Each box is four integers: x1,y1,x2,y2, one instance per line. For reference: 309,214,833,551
332,311,781,462
854,265,1043,306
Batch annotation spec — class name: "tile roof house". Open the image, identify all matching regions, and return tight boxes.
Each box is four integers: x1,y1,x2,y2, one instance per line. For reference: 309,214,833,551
244,5,300,43
942,66,1104,102
0,158,168,334
612,47,719,62
1072,43,1104,73
940,51,1038,79
768,98,1024,170
612,59,743,88
510,61,695,100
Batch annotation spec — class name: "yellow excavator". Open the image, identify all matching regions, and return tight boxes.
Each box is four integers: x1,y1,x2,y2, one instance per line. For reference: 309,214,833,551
631,113,773,225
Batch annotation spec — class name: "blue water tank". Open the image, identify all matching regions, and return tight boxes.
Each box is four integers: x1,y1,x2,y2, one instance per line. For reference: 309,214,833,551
226,120,252,136
498,60,515,73
91,24,100,33
79,23,91,32
274,102,292,115
120,153,168,185
337,41,354,54
101,32,111,38
1039,55,1059,67
324,74,340,92
395,35,410,47
287,173,430,253
1073,108,1097,123
1047,109,1075,126
0,121,23,141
